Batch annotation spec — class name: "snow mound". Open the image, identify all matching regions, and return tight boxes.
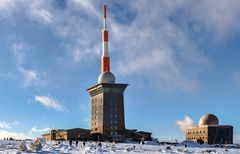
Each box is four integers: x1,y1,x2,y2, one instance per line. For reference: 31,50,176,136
18,141,27,152
179,140,210,148
29,138,43,152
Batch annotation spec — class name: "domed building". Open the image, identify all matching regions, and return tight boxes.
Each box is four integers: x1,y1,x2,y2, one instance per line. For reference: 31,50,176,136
198,114,219,126
186,114,233,144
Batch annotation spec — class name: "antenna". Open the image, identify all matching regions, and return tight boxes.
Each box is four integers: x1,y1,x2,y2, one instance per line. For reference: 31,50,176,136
103,1,107,29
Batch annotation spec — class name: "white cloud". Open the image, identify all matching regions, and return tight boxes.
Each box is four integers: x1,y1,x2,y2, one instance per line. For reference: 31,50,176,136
18,67,38,86
69,0,99,17
0,121,11,129
12,43,27,65
35,95,64,112
28,1,55,25
0,121,29,139
0,0,16,17
176,116,196,132
31,9,54,24
0,121,19,130
0,122,50,139
11,42,40,87
28,127,51,136
0,130,30,140
0,0,13,9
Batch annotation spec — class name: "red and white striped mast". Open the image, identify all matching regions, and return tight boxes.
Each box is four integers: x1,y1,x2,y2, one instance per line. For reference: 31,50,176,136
101,1,110,73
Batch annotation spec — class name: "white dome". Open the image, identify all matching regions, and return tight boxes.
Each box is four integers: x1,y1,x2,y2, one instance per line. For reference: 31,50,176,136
98,72,116,84
198,114,219,126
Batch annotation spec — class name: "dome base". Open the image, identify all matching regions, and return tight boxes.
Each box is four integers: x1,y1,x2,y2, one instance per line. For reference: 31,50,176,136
98,72,116,84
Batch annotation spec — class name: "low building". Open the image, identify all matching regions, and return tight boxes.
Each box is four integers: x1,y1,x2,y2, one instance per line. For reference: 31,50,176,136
125,129,152,142
42,128,90,141
186,114,233,144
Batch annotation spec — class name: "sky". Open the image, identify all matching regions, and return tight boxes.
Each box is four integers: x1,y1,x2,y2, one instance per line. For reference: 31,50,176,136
0,0,240,142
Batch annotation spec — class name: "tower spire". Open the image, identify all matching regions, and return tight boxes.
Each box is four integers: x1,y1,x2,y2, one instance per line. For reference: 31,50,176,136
101,1,110,73
103,1,107,30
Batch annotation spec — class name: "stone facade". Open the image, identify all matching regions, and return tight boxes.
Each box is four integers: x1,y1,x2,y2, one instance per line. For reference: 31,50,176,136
42,128,90,141
87,83,128,141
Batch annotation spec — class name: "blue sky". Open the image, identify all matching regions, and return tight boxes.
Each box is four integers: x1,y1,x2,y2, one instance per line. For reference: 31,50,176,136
0,0,240,142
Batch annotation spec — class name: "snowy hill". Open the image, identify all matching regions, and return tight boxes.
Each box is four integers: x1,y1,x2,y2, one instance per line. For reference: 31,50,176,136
0,139,240,153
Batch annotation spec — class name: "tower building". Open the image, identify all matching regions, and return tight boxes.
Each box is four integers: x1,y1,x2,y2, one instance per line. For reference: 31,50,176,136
87,2,128,141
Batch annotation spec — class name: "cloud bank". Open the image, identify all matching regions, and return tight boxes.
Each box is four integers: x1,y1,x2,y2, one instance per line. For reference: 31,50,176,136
0,121,11,129
0,125,51,139
0,130,30,140
28,127,51,136
1,0,240,92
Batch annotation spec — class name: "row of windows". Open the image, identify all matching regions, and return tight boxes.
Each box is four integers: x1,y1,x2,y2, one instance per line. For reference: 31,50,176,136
110,114,118,118
111,132,118,136
92,122,98,126
92,112,117,120
110,108,117,112
91,121,118,127
187,130,206,134
110,120,118,124
110,126,118,130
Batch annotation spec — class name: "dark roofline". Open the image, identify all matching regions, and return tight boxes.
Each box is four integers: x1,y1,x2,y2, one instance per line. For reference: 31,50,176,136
66,128,90,131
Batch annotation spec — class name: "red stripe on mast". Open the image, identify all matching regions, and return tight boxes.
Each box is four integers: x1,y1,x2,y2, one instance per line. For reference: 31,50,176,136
104,4,107,19
103,31,108,42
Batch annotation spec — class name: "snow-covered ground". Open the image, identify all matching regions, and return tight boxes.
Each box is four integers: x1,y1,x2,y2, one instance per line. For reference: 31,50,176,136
0,139,240,154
